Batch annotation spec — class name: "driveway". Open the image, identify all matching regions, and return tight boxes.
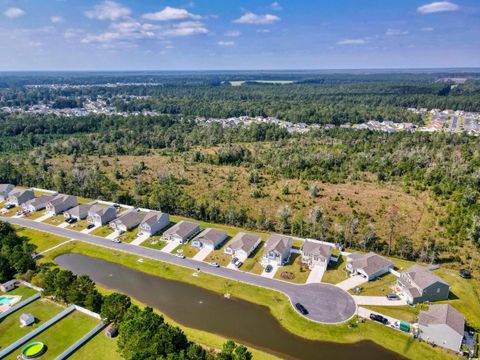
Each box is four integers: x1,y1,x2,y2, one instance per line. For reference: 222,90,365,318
357,306,404,329
260,264,278,278
131,233,150,246
336,275,368,291
192,247,212,261
353,295,407,306
81,225,98,234
1,216,357,324
35,213,53,222
161,241,179,254
306,265,325,284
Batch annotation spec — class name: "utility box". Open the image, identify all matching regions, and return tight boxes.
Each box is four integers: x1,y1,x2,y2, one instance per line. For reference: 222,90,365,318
399,321,410,333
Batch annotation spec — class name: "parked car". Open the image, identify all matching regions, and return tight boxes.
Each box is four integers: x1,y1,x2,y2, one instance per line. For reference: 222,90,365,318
295,303,308,315
233,258,243,268
87,224,95,230
16,211,22,216
370,313,388,325
386,294,400,301
265,265,273,273
459,269,472,279
5,204,15,210
112,239,121,243
113,203,121,208
209,262,220,267
66,218,77,224
175,253,186,259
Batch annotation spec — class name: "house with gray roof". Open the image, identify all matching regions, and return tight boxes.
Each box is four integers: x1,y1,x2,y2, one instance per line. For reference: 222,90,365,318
191,228,228,250
301,241,332,269
87,205,117,227
7,189,34,206
64,204,93,221
163,221,200,243
139,211,170,237
397,265,450,304
346,252,394,280
262,234,293,266
0,184,15,202
22,195,54,213
418,304,465,352
46,194,78,215
224,232,261,259
110,210,145,233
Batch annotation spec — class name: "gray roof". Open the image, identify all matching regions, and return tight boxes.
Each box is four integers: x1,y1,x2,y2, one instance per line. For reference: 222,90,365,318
228,232,261,253
49,194,76,206
142,211,168,226
301,241,332,258
419,304,465,336
347,252,393,276
164,221,199,238
193,228,228,245
20,313,34,321
113,210,145,228
402,265,449,290
68,204,93,217
10,189,33,198
1,280,16,287
89,204,115,216
265,234,292,254
25,195,54,208
0,184,14,192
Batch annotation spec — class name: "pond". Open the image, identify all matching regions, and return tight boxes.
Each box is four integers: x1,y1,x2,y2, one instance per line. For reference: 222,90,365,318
55,253,404,360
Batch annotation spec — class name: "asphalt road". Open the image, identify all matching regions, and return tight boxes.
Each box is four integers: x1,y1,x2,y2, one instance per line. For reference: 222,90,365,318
3,216,357,324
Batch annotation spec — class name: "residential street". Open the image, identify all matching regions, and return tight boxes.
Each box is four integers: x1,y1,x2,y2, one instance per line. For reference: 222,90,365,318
2,216,357,323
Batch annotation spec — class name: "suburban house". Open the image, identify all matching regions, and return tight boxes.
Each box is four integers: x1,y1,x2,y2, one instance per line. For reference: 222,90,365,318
7,189,35,206
163,221,200,243
22,195,54,213
20,313,35,327
300,241,332,269
109,210,145,233
191,228,228,250
0,280,16,292
87,205,117,227
64,204,93,221
0,184,15,201
139,211,170,236
262,234,293,266
224,232,261,259
346,252,394,280
418,304,465,352
46,194,78,215
397,265,450,304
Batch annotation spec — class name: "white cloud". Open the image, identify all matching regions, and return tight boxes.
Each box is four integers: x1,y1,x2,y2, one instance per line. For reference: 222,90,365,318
85,1,131,21
337,38,368,45
142,6,201,21
417,1,459,14
162,21,208,37
271,2,282,11
218,40,235,46
256,29,271,33
50,16,64,24
421,27,434,31
385,28,409,36
4,7,25,18
225,30,241,37
233,12,280,25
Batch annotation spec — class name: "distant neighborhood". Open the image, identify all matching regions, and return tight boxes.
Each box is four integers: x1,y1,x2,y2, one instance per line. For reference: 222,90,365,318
0,183,477,358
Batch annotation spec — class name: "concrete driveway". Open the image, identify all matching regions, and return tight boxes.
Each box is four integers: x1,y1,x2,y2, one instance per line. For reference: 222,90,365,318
1,216,357,324
336,274,368,291
161,241,179,254
35,213,53,222
192,247,212,261
131,233,150,246
353,295,407,306
260,264,278,278
306,265,325,284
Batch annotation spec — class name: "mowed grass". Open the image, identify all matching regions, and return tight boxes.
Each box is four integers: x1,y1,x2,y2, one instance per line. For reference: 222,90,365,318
23,210,48,220
15,227,68,253
322,256,349,284
39,241,458,360
4,310,99,360
90,225,114,237
363,305,423,323
141,236,169,251
241,242,265,274
204,249,232,267
67,219,89,232
117,228,141,243
273,253,310,283
5,285,38,299
68,331,121,360
0,298,64,350
42,214,66,226
349,273,397,296
172,243,200,258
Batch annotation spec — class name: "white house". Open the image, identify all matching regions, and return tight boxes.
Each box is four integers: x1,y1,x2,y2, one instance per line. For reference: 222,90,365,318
8,189,35,206
139,211,170,236
262,234,293,266
87,205,117,227
418,304,465,353
191,228,228,250
0,280,16,292
109,210,145,233
224,232,261,260
346,252,394,280
163,221,200,243
300,241,332,269
22,195,54,213
46,194,78,215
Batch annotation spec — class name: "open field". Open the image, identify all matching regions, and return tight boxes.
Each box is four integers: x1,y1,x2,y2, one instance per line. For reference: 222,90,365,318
37,240,459,360
4,310,99,360
15,226,68,253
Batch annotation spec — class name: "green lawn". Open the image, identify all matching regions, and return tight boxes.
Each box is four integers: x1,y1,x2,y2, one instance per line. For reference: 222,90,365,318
273,253,310,283
66,219,89,232
1,206,20,217
141,236,169,251
0,299,64,350
69,330,121,360
241,241,265,274
204,249,232,267
363,305,423,323
322,256,349,284
349,273,397,296
90,225,114,237
77,196,93,204
117,228,141,243
4,285,38,299
23,210,48,220
172,243,200,258
16,227,68,253
4,310,100,360
42,214,66,226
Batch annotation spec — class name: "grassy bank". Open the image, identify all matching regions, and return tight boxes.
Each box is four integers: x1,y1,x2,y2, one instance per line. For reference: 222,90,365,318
37,240,457,360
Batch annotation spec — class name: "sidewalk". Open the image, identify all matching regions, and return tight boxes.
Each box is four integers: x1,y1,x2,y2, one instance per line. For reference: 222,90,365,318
353,295,407,306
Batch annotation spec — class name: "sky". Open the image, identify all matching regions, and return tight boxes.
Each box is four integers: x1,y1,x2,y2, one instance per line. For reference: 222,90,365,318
0,0,479,70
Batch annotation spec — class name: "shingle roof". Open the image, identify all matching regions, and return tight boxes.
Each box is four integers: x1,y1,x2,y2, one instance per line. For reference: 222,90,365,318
164,221,199,238
347,252,393,276
228,232,261,253
402,265,448,290
68,204,93,217
142,211,167,226
89,204,114,216
0,184,14,192
419,304,465,336
301,241,332,258
113,210,145,229
194,228,227,246
49,194,74,206
265,234,292,254
25,195,54,208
